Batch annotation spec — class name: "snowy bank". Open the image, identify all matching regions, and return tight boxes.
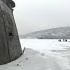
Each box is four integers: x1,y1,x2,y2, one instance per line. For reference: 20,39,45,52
0,48,70,70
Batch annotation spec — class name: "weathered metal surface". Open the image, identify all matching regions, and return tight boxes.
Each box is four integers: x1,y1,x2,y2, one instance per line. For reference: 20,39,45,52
0,0,22,65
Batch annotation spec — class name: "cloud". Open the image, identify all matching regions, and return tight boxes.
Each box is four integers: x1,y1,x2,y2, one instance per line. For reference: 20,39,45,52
13,0,70,35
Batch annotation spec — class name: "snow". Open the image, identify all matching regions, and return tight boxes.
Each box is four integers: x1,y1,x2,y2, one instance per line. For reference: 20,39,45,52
0,39,70,70
20,39,70,54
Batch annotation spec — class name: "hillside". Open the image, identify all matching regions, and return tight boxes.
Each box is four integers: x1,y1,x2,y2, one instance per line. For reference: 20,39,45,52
21,27,70,39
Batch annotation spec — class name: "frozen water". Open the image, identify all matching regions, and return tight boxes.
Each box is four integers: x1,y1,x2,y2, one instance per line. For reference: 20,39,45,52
20,39,70,53
0,39,70,70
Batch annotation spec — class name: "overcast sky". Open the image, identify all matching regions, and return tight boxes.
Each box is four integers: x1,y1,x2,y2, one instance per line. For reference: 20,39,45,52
13,0,70,35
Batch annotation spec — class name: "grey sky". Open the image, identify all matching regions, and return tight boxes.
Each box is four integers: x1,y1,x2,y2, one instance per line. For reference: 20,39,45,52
13,0,70,35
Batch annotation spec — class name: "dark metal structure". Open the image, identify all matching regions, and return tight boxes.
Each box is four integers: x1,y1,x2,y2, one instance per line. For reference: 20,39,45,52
0,0,22,64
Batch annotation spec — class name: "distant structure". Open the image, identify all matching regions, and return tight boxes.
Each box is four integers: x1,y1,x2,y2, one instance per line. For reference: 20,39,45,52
0,0,22,64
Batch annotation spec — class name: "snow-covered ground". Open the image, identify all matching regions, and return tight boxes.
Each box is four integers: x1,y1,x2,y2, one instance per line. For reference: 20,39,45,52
0,39,70,70
20,39,70,55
